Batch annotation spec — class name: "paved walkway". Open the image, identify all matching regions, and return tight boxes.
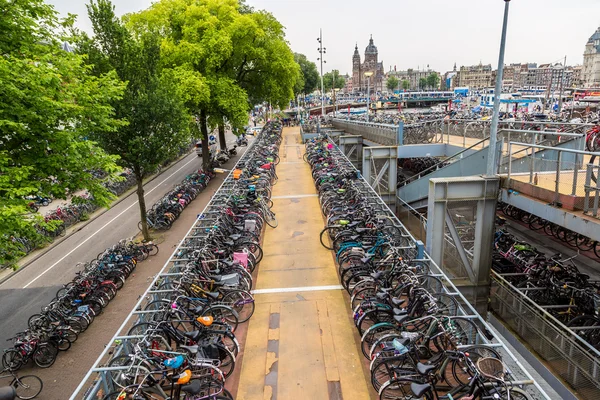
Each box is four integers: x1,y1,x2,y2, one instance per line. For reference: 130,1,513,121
237,127,373,400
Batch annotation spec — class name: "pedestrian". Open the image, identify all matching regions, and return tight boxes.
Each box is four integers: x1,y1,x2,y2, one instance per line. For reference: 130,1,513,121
252,116,256,127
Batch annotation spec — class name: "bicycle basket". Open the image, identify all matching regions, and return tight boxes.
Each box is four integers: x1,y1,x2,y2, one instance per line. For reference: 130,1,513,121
477,357,506,381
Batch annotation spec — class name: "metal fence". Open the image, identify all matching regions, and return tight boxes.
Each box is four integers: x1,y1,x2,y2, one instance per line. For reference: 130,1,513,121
583,164,600,218
505,141,600,213
326,136,550,400
491,272,600,399
330,118,400,145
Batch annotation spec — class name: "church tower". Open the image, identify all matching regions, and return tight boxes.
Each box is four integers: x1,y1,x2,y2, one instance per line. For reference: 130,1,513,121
352,43,361,93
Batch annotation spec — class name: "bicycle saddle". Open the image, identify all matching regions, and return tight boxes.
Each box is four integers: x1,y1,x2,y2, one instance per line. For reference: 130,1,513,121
394,315,409,324
416,362,437,375
410,382,431,397
393,308,407,316
391,298,405,306
183,330,202,341
0,387,16,400
370,271,384,280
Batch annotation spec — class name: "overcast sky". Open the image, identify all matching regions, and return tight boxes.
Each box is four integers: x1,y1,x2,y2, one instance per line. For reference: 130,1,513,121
48,0,600,75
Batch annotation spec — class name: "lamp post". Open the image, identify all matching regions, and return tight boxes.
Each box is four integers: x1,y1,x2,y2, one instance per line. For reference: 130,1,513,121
487,0,511,176
364,71,374,122
317,29,326,121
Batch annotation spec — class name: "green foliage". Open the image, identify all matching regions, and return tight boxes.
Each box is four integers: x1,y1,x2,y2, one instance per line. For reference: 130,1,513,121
0,0,125,266
427,73,440,90
386,76,399,92
323,70,345,91
294,53,319,95
402,80,410,90
81,0,191,176
419,78,427,90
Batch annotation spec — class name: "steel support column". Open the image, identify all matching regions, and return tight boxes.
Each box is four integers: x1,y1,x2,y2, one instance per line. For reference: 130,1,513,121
425,176,500,313
339,135,363,170
362,146,398,207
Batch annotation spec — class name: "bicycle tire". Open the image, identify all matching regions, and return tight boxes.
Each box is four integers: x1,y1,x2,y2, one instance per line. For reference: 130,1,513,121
2,349,24,372
12,374,43,400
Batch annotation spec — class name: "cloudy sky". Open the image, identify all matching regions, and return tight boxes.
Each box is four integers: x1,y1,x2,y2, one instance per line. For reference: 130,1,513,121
48,0,600,76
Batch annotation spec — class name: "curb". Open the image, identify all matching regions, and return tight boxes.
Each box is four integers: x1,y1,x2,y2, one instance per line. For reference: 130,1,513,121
0,151,196,286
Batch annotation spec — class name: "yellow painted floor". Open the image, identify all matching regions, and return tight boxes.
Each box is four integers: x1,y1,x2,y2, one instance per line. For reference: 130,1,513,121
236,127,374,400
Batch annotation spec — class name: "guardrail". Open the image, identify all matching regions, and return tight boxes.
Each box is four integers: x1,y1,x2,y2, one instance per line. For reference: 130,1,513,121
330,118,400,146
584,164,600,218
506,141,600,212
491,271,600,399
323,133,550,400
70,131,268,399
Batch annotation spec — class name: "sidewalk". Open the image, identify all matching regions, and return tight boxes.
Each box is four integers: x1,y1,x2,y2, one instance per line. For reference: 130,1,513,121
236,127,374,400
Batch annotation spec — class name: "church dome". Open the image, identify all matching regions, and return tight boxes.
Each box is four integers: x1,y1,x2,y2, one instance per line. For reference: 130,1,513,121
365,36,377,55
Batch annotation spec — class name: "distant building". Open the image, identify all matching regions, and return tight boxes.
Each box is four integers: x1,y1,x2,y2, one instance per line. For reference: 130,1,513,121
387,68,441,91
351,35,385,93
571,65,583,88
456,63,495,89
583,27,600,88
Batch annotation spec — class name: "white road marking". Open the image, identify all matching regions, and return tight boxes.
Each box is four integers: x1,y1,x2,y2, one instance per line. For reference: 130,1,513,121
271,194,318,199
21,155,199,289
251,285,343,294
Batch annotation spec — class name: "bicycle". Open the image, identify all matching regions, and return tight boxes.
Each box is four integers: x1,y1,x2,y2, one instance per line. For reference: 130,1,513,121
0,369,42,399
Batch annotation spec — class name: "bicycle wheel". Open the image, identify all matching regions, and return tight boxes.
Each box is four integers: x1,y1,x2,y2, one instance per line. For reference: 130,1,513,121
147,244,159,256
528,216,546,231
32,344,57,368
12,375,43,399
378,378,422,400
2,349,24,371
221,290,255,323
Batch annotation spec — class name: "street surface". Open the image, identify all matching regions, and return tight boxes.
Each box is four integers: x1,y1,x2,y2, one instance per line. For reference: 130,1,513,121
0,133,247,400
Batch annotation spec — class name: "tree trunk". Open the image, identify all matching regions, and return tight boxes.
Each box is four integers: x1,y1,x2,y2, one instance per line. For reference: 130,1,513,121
200,109,210,171
134,166,150,241
218,122,227,151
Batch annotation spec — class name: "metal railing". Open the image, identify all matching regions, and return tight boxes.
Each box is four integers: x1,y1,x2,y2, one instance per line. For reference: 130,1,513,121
584,164,600,218
330,118,400,145
325,134,550,400
491,271,600,399
506,141,600,212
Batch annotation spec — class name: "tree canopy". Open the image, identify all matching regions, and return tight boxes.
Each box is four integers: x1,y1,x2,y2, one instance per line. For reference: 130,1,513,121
427,73,440,90
323,70,346,92
386,76,399,92
294,53,319,95
0,0,125,265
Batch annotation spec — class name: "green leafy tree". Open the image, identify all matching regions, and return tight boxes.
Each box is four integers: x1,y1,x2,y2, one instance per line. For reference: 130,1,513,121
127,0,299,154
419,77,427,90
80,0,192,240
294,53,319,95
386,76,399,92
427,73,440,90
323,70,345,91
402,80,410,90
0,0,125,266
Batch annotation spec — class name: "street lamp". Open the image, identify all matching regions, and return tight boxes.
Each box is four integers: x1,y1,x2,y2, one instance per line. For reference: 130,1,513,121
317,29,326,122
364,71,374,122
487,0,511,176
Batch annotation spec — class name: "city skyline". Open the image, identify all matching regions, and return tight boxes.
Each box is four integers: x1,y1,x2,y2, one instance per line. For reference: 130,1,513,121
48,0,600,76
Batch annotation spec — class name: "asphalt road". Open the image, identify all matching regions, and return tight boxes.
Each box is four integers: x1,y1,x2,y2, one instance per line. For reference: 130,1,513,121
0,138,238,348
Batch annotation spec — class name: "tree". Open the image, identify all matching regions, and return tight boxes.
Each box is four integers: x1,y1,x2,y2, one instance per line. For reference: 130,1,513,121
402,80,410,90
419,78,427,90
127,0,299,154
80,0,193,240
294,53,319,95
323,70,345,91
386,76,399,92
0,0,125,265
427,73,440,90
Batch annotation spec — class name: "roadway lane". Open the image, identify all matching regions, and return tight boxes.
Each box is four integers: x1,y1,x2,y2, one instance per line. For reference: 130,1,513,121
0,149,208,347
